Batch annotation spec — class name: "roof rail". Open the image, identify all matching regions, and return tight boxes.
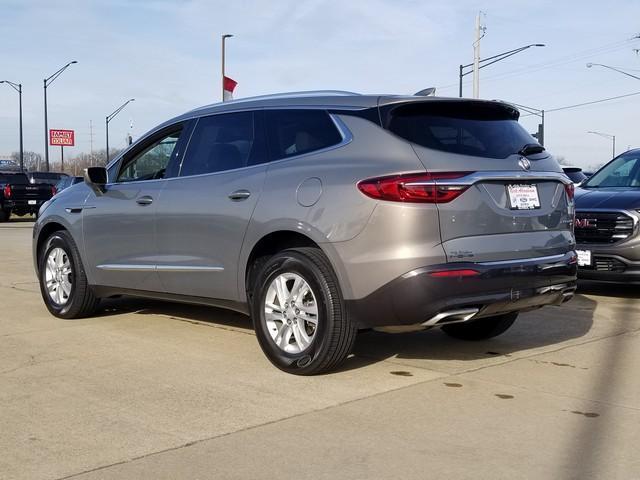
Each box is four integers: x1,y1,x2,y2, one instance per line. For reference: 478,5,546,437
234,90,361,102
189,90,362,112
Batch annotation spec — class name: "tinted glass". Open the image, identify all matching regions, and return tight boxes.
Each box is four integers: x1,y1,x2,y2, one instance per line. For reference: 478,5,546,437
117,130,181,182
265,110,342,160
180,111,264,176
55,177,71,190
387,102,537,159
583,152,640,188
0,173,29,184
563,169,587,183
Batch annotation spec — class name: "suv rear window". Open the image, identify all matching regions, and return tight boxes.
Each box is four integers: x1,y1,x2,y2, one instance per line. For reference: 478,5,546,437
265,110,342,160
386,102,537,159
0,173,29,184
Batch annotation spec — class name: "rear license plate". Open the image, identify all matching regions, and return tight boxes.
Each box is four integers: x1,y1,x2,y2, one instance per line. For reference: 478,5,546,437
507,184,540,210
576,249,591,267
28,200,37,205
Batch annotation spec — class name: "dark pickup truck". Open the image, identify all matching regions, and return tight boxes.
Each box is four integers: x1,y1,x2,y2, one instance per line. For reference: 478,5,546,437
0,170,54,221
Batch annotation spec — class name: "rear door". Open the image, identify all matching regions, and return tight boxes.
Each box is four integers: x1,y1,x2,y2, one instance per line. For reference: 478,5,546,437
382,100,574,262
154,110,268,300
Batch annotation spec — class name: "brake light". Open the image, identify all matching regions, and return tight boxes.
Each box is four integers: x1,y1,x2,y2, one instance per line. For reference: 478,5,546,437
357,172,473,203
429,269,481,278
3,184,11,199
564,183,575,202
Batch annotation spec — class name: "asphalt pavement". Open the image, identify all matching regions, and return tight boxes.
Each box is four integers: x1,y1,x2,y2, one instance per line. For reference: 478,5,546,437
1,219,638,480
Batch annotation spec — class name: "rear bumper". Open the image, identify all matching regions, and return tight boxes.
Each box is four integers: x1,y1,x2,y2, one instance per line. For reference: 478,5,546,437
5,199,47,212
347,251,578,328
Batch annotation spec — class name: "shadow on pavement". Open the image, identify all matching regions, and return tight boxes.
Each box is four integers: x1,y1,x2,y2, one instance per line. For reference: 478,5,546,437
577,280,640,299
97,296,253,331
94,292,597,371
344,293,598,370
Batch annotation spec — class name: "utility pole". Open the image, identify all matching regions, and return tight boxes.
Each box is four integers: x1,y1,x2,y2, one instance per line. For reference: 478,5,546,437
472,12,485,98
89,120,94,155
221,34,233,101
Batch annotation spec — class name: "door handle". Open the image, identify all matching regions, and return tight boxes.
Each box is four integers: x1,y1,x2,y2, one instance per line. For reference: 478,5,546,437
228,189,251,201
136,196,153,206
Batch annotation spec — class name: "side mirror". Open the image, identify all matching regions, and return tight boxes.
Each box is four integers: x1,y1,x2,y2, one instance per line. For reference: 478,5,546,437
84,167,107,196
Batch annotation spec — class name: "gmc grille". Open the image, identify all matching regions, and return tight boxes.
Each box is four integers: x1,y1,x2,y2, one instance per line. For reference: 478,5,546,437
574,211,635,244
580,256,627,273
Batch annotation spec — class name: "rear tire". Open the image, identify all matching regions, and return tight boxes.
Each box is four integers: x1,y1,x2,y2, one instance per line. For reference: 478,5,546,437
251,247,356,375
441,312,518,340
0,209,10,222
38,230,99,319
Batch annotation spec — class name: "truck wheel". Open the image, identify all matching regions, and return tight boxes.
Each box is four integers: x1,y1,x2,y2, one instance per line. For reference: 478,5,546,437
441,312,518,340
38,230,100,319
251,247,356,375
0,209,10,222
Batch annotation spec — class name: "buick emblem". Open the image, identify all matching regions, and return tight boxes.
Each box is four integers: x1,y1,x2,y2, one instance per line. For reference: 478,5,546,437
518,156,531,171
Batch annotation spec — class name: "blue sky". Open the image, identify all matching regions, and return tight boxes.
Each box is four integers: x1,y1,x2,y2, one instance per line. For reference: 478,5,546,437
1,0,639,168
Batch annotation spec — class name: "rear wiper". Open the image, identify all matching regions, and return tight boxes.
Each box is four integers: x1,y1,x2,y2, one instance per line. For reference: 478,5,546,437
518,143,546,157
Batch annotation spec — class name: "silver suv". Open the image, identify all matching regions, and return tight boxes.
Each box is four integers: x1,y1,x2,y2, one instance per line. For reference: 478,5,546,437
33,92,577,374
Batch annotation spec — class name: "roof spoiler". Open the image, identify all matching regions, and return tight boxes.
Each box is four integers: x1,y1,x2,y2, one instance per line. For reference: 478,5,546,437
414,87,437,97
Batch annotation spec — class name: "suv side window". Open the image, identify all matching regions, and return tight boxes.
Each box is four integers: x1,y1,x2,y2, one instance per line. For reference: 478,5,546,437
265,110,342,160
179,111,266,177
116,129,182,183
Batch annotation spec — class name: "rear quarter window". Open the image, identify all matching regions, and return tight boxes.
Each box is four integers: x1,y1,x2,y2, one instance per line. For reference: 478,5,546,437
385,102,537,159
265,110,342,160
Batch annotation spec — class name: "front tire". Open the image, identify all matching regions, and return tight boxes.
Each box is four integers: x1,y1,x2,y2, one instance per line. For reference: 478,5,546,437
38,230,99,318
251,247,356,375
441,312,518,340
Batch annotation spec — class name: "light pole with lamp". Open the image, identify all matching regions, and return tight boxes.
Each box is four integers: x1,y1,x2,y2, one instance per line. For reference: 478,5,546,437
588,131,616,159
106,99,135,162
44,61,78,172
0,80,23,171
586,63,640,81
459,44,545,97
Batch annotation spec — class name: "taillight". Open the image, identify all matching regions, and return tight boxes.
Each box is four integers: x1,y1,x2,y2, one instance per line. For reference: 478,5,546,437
52,186,57,196
357,172,473,203
3,184,11,198
564,183,575,202
429,269,480,278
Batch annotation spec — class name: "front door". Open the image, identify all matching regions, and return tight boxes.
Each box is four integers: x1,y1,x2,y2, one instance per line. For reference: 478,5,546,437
83,126,187,291
154,110,268,301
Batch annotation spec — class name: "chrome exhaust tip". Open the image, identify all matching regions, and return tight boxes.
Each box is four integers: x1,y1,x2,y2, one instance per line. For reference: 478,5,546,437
422,307,480,327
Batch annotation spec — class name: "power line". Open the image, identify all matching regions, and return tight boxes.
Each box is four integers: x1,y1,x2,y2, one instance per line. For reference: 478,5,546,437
438,35,640,91
519,90,640,116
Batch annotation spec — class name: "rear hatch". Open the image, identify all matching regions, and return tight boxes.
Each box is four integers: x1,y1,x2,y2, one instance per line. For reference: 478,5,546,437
380,98,574,263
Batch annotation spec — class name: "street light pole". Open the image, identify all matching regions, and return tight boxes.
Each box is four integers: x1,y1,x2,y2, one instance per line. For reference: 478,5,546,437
106,99,135,162
586,63,640,81
0,80,24,171
588,131,616,159
459,44,545,97
221,34,233,101
43,60,78,172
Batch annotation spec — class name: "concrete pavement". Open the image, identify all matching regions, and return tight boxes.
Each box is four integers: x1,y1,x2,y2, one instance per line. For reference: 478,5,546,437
1,220,638,479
